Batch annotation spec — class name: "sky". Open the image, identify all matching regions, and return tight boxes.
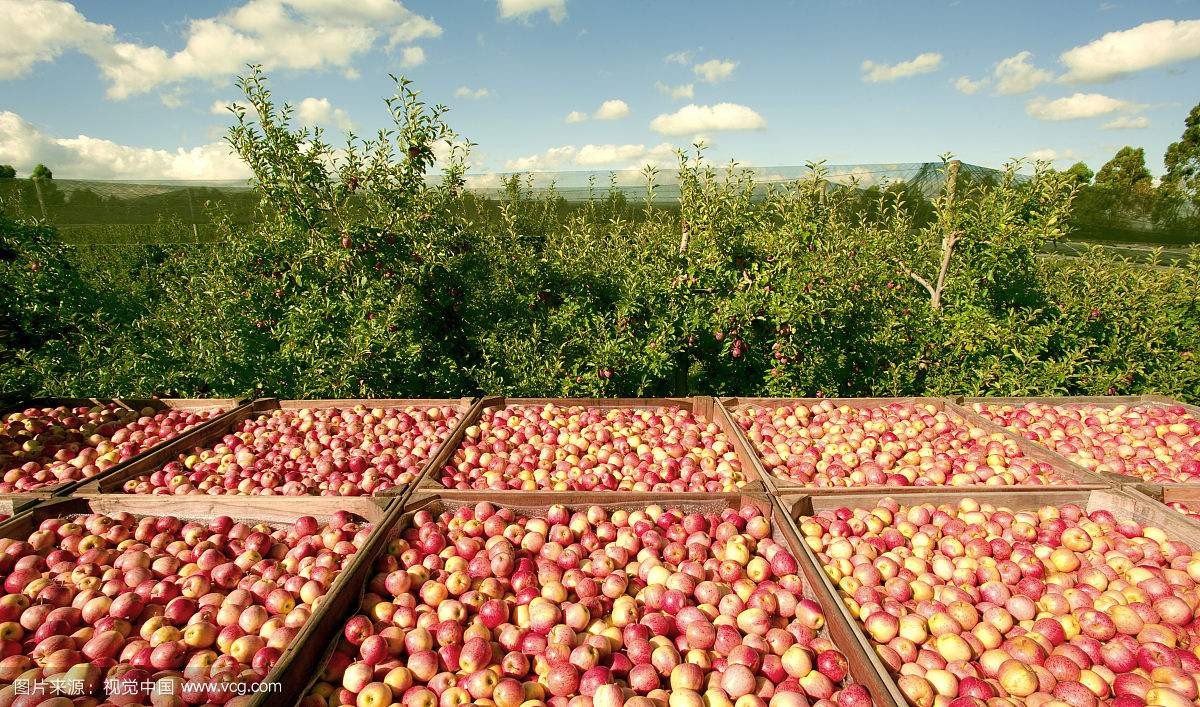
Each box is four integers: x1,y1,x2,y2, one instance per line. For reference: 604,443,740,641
1,0,1199,182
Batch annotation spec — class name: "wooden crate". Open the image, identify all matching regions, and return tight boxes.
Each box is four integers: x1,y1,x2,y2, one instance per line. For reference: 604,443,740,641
961,394,1200,486
292,491,902,707
1,397,245,498
417,396,769,494
776,487,1200,707
719,397,1109,495
73,398,476,498
1126,483,1200,531
0,494,397,707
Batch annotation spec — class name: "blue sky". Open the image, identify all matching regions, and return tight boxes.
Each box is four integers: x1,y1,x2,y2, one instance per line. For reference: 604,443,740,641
1,0,1198,180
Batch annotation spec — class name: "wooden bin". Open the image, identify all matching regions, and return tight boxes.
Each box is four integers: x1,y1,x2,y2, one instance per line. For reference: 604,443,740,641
291,490,902,707
415,396,769,495
1,397,245,498
0,494,398,707
1126,483,1200,532
73,398,477,499
960,394,1200,486
777,487,1200,707
718,397,1109,496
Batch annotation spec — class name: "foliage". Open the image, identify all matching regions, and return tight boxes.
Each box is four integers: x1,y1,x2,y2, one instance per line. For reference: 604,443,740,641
30,165,52,181
0,166,14,179
1,70,1198,404
1163,102,1200,210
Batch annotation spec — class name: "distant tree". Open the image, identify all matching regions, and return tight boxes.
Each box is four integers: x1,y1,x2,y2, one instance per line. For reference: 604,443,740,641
1090,146,1155,220
0,165,15,179
30,164,53,181
1163,102,1200,210
1063,161,1094,186
1094,147,1151,193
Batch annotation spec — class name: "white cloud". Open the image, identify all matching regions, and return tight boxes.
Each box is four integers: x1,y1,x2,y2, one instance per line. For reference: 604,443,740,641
655,82,694,100
400,46,425,68
0,0,114,80
497,0,566,23
210,99,256,118
593,99,630,121
0,0,442,99
992,51,1052,95
1061,19,1200,82
861,52,943,82
504,142,677,171
952,76,987,95
693,59,737,83
0,110,249,180
1102,115,1150,130
564,100,630,124
296,97,353,131
649,103,766,135
1024,148,1078,163
343,67,361,80
1025,92,1137,121
664,50,693,66
505,145,576,171
454,86,492,99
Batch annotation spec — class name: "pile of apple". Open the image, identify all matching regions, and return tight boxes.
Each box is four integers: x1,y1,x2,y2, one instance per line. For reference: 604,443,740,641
733,401,1063,488
797,496,1200,706
0,403,226,493
302,502,870,707
0,509,370,703
973,402,1200,483
438,404,746,491
125,405,463,495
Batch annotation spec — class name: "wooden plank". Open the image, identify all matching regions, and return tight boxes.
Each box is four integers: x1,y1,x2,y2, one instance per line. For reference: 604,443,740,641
291,491,900,707
777,487,1200,707
720,397,1109,494
75,398,474,497
0,495,397,707
418,396,768,492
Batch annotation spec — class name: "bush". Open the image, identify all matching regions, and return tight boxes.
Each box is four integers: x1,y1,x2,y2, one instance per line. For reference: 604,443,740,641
1,69,1197,404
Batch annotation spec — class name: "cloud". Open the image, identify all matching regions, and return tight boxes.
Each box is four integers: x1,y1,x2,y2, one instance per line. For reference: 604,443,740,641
649,103,766,135
655,82,694,100
400,46,425,68
593,99,630,120
0,110,249,180
952,76,987,95
0,0,442,99
505,142,677,171
497,0,566,23
454,86,491,99
0,0,114,80
1102,115,1150,130
296,97,353,131
693,59,737,83
1024,148,1078,163
1061,19,1200,82
505,145,577,171
861,52,943,82
992,51,1052,95
1025,92,1137,121
210,99,256,118
564,100,630,123
664,50,693,66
